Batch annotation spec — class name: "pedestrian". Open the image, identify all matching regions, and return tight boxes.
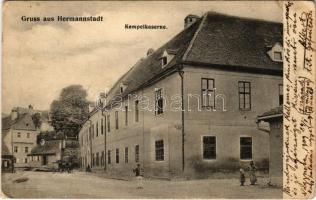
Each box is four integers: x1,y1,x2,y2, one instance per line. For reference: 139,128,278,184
133,164,143,189
249,161,257,185
239,168,245,186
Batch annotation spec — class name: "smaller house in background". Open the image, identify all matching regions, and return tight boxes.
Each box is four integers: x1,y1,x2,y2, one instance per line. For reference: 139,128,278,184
257,106,283,186
27,139,64,169
1,142,14,172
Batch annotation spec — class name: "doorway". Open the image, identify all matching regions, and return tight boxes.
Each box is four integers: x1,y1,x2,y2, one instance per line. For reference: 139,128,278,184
42,155,47,165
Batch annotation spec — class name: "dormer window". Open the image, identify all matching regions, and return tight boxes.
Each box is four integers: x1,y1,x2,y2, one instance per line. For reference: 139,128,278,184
274,51,282,61
120,86,124,94
160,49,176,68
267,43,283,62
119,83,127,94
162,57,167,66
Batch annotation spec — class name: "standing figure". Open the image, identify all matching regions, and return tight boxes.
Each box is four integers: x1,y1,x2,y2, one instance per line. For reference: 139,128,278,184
249,161,257,185
133,164,143,189
239,168,245,186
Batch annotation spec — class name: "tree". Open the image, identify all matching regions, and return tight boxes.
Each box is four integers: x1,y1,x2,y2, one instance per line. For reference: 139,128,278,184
31,113,42,129
50,85,89,138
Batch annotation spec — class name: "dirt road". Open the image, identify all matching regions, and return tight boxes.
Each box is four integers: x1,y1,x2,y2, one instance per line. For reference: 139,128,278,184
1,171,282,198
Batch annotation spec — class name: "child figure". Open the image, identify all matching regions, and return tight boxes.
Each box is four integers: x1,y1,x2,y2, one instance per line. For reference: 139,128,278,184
249,161,257,185
240,168,245,186
133,164,143,189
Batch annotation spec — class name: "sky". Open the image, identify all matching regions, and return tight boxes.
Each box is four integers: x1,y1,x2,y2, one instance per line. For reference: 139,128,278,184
2,1,283,114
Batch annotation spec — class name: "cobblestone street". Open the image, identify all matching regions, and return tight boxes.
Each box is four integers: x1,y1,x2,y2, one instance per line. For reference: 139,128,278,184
1,171,282,199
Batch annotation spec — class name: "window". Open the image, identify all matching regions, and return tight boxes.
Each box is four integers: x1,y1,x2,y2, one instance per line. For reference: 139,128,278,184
116,148,119,163
125,106,128,126
92,124,94,139
24,158,28,163
107,115,111,132
96,122,99,137
155,89,164,115
115,111,119,130
92,153,95,166
101,118,104,135
240,137,252,160
108,150,111,164
14,146,18,153
135,100,139,122
155,140,164,161
274,51,282,61
120,86,124,94
202,78,215,108
31,156,34,161
27,133,30,138
101,151,104,166
17,132,21,138
279,84,283,105
25,147,29,153
162,56,167,66
238,81,251,110
125,147,128,163
203,136,216,159
135,145,139,163
96,152,99,166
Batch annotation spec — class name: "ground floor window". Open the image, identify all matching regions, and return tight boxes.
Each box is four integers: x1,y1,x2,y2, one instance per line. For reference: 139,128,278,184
135,145,139,163
125,147,128,163
203,136,216,159
116,149,119,164
24,158,28,163
240,137,252,160
155,140,164,161
108,150,111,164
101,151,104,166
96,152,99,166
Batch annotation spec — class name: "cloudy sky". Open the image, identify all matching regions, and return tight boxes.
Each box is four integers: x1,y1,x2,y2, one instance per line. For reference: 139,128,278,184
2,1,282,113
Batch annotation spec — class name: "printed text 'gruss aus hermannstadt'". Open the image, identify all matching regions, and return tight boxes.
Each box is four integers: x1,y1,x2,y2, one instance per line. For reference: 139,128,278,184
20,16,104,22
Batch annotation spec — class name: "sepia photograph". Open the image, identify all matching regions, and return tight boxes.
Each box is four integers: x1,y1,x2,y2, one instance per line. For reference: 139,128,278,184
1,1,315,199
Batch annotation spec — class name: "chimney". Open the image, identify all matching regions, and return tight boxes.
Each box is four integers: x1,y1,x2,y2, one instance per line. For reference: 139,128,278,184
184,14,200,28
11,108,18,120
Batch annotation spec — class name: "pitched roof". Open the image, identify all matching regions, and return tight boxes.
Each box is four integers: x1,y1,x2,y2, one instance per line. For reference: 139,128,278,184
29,140,62,155
102,12,282,108
2,142,11,156
2,113,37,131
183,12,283,71
104,18,202,108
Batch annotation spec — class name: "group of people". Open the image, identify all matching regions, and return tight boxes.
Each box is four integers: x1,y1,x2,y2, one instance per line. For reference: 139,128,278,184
133,161,258,190
239,161,257,186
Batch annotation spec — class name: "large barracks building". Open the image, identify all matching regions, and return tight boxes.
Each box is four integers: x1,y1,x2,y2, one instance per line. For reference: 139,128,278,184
78,12,283,178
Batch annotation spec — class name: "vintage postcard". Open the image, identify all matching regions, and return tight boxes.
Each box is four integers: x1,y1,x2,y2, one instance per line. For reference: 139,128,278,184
1,1,315,199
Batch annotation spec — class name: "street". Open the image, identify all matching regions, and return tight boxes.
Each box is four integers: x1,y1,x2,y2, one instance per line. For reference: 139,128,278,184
1,171,282,199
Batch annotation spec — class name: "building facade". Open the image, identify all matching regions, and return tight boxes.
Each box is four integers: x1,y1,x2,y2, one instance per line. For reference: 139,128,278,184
2,107,40,168
27,139,64,169
79,12,283,178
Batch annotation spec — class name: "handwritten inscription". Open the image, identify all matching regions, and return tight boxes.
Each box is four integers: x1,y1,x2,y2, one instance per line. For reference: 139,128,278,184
283,1,315,198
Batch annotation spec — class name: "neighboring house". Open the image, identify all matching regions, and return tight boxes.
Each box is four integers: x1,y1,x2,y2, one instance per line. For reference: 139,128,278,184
79,109,106,171
79,12,283,178
27,139,64,169
257,106,283,186
1,142,14,172
13,105,54,132
2,108,40,168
